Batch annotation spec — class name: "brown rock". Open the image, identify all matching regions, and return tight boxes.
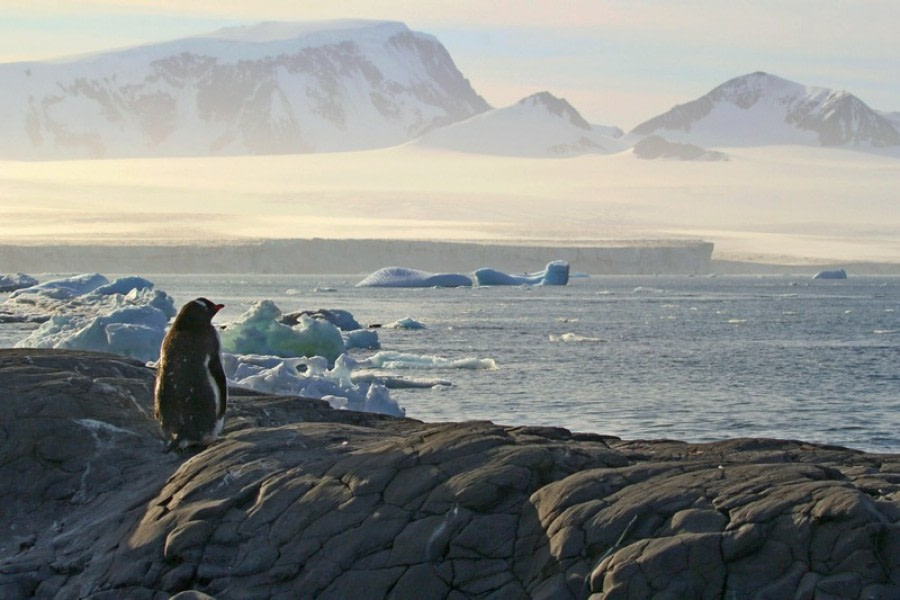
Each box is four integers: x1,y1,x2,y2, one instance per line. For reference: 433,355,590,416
1,349,898,599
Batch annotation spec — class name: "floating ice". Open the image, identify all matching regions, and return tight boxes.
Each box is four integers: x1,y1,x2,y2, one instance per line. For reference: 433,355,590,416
344,328,380,350
383,317,426,330
282,308,361,331
813,268,847,280
356,266,472,288
219,300,346,362
357,350,497,370
223,352,404,417
92,276,154,296
474,260,569,286
0,273,38,293
549,332,605,343
11,274,177,362
11,272,109,300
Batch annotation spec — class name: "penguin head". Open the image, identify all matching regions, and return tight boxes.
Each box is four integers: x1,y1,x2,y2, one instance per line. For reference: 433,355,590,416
172,297,225,330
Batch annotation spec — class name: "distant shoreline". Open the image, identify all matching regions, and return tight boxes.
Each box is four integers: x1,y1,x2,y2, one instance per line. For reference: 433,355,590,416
1,238,898,275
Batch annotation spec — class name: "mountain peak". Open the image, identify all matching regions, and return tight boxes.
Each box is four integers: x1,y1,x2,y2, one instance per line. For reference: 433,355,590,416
415,92,623,157
631,72,900,149
518,92,591,130
0,20,489,159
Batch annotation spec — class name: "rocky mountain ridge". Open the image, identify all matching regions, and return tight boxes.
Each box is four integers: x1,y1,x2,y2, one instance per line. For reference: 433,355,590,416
631,71,900,149
0,21,897,159
0,20,490,159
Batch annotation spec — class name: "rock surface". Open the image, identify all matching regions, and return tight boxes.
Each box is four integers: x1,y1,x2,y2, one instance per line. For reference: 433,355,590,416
1,349,898,599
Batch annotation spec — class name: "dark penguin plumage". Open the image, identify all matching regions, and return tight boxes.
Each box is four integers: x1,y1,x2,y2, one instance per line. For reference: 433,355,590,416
154,297,227,452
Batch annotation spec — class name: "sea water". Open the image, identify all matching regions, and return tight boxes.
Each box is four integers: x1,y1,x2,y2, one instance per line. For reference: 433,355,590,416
3,274,898,453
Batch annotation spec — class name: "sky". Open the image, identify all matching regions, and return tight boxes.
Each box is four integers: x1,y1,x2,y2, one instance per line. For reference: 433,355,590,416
0,1,898,130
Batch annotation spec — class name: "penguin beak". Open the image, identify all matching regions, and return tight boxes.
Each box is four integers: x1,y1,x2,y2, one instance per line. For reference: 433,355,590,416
214,304,225,314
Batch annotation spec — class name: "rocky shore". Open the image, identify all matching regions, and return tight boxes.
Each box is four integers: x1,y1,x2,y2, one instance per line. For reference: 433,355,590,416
1,349,898,599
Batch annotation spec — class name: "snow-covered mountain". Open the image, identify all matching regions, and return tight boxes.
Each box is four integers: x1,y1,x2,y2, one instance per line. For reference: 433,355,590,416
631,71,900,149
881,111,900,130
0,20,490,159
415,91,625,157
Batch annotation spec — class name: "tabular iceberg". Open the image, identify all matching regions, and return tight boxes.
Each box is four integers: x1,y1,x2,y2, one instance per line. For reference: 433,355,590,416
475,260,570,286
356,267,473,288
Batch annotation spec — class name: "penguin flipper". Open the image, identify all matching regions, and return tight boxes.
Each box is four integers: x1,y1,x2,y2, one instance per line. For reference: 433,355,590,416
209,353,228,418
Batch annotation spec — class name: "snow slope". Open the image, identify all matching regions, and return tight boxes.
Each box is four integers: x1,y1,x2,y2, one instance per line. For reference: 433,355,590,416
1,143,898,265
415,92,625,157
631,72,900,150
0,20,489,159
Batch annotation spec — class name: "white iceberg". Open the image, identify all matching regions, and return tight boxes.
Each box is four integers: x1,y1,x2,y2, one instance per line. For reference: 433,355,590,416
281,308,362,331
383,317,427,330
474,260,569,286
356,266,472,288
11,274,176,362
343,328,380,350
219,300,346,362
223,352,405,417
10,272,110,300
18,305,170,361
0,273,38,293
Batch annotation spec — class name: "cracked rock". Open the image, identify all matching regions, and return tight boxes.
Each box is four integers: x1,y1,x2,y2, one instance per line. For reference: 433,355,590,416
1,349,898,599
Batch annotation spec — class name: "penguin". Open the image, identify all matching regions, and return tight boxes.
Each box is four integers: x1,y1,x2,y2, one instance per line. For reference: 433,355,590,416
154,297,227,452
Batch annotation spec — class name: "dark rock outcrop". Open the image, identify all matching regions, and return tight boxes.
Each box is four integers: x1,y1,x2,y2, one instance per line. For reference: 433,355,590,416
632,135,729,161
1,349,898,599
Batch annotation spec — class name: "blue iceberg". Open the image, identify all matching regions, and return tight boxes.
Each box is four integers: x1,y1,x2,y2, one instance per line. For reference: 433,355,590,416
356,266,472,288
219,300,346,363
475,260,570,286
